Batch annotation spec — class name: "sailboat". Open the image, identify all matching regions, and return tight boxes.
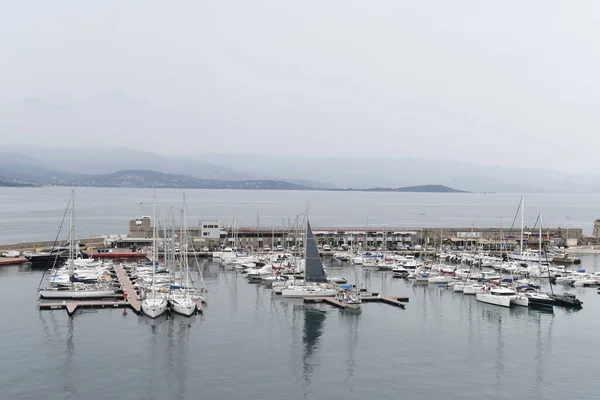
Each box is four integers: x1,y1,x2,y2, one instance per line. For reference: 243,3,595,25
281,220,339,298
522,213,554,309
39,190,116,299
168,195,197,317
337,250,362,310
141,191,168,318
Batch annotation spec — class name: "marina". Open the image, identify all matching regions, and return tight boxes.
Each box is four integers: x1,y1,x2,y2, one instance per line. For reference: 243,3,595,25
3,188,600,399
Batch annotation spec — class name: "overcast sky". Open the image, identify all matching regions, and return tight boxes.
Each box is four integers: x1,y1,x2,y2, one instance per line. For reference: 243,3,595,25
1,1,599,172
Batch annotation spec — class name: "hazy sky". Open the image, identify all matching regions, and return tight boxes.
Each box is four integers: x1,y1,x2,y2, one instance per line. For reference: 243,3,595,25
2,1,599,172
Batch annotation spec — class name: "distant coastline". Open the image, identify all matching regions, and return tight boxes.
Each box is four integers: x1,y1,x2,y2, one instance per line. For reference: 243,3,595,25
0,170,467,193
327,185,467,193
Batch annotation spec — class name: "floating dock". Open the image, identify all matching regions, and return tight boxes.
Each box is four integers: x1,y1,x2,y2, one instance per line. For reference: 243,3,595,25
114,263,142,313
37,263,142,316
39,300,129,315
303,295,409,309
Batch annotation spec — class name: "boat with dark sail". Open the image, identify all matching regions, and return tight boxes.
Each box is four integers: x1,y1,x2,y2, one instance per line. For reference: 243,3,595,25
281,220,338,298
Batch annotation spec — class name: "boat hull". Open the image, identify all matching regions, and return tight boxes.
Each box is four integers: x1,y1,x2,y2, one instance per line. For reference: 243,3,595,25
281,288,338,298
453,284,465,293
343,302,362,310
476,293,512,307
463,285,485,295
170,299,196,317
39,289,116,299
142,298,168,318
511,295,529,307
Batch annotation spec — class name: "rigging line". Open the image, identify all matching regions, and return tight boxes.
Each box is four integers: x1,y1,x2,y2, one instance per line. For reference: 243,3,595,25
39,195,72,288
504,197,523,245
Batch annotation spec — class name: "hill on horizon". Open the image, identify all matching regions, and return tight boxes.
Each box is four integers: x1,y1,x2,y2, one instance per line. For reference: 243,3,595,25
1,145,599,193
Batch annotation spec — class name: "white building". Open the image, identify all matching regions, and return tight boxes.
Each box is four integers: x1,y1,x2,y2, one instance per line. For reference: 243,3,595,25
199,220,224,239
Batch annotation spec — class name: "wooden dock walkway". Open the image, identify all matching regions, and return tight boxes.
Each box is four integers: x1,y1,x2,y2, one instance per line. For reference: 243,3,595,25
361,296,408,308
114,263,142,313
303,295,408,309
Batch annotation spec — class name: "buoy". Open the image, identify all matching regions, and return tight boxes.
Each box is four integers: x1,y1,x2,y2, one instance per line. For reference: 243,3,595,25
122,309,128,317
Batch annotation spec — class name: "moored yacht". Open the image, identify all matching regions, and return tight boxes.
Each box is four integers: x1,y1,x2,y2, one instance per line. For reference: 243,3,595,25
476,287,516,308
280,220,340,298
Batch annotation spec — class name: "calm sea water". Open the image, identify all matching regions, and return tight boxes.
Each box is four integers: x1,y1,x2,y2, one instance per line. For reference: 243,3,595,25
1,187,599,243
1,188,600,399
1,259,600,400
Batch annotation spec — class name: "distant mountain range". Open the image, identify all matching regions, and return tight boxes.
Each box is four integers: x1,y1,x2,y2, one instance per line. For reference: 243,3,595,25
0,167,312,190
0,167,464,192
2,145,598,193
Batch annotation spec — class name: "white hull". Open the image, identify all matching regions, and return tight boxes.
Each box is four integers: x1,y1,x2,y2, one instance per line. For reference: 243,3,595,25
475,293,513,307
343,302,362,310
429,276,452,284
463,285,485,295
281,287,338,298
511,295,529,307
170,299,196,317
453,284,465,293
39,289,116,299
142,297,168,318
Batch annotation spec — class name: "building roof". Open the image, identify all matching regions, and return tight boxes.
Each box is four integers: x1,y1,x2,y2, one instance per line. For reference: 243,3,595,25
115,237,154,243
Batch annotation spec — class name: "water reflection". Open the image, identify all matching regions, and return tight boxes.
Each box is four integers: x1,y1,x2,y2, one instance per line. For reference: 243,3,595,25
138,313,195,400
0,263,32,277
340,310,360,383
301,306,326,397
38,311,77,397
64,317,76,398
479,305,508,389
166,314,194,400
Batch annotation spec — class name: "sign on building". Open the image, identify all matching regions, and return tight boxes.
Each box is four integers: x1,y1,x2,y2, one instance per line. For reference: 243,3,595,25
457,232,481,239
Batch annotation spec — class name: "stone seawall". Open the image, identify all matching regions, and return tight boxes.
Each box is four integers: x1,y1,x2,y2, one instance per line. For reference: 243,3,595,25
0,237,105,251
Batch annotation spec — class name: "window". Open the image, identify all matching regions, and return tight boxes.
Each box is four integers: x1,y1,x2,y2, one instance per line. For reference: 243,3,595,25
203,232,210,236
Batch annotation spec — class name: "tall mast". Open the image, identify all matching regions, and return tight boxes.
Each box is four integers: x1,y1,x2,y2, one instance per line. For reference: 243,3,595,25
520,196,524,254
304,202,309,262
69,189,75,287
152,189,156,299
538,212,543,270
180,200,185,287
70,189,74,263
181,193,189,290
163,207,167,269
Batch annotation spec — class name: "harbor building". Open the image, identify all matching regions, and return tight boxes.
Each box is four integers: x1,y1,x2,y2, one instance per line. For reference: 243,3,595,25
126,216,585,250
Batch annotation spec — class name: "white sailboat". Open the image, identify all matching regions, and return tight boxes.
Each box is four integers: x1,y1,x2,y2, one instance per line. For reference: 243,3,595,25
281,217,338,298
337,248,362,310
168,195,197,317
142,191,168,319
39,190,116,299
